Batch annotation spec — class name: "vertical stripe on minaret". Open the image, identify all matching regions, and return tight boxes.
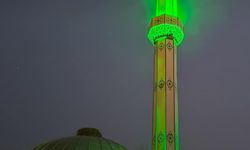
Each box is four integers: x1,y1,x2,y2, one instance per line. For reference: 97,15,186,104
174,41,180,150
152,36,178,150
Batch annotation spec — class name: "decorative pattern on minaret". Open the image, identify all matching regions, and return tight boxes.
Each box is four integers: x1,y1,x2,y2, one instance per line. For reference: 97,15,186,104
166,80,174,90
158,80,165,89
167,131,174,144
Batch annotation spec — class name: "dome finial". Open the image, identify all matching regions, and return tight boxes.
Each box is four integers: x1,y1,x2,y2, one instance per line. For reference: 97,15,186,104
76,128,102,137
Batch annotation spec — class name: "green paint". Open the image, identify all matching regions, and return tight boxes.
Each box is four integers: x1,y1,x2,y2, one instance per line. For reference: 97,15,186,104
148,24,184,46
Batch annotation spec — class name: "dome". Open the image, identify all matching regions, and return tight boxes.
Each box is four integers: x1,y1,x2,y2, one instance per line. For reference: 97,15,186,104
33,128,127,150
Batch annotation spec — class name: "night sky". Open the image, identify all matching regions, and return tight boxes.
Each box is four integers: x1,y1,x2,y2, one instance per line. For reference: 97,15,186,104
1,0,250,150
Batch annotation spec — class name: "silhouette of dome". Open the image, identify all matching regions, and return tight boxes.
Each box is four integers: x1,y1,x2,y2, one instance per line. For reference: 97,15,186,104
33,128,127,150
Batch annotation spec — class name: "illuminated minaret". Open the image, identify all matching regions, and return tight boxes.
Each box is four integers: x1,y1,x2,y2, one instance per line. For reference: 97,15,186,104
147,0,184,150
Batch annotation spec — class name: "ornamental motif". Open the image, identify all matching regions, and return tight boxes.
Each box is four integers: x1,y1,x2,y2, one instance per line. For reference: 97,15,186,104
157,132,166,144
154,16,165,25
166,80,174,89
148,14,184,46
158,80,165,89
158,42,165,50
166,42,173,50
167,132,174,144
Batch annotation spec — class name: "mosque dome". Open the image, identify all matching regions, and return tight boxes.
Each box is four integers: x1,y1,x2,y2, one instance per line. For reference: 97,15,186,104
33,128,127,150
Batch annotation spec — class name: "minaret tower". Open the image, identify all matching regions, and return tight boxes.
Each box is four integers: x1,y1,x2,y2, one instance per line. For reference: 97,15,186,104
147,0,184,150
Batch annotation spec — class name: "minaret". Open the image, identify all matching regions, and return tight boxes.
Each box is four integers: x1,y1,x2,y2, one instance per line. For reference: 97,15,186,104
147,1,184,150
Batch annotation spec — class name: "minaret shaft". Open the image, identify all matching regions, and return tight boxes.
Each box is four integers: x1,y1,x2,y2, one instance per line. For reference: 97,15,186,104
152,38,179,150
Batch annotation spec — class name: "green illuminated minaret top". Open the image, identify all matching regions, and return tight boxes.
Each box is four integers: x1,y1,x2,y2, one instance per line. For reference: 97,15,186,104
148,0,184,46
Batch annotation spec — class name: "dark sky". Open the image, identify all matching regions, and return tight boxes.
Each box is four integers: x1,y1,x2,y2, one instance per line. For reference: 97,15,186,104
1,0,250,150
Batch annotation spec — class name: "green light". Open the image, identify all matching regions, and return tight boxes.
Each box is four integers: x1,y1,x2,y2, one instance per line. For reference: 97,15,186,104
148,0,185,46
156,0,178,17
148,24,184,46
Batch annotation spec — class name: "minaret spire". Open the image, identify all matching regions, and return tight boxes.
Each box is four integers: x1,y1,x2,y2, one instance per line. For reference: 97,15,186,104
147,1,184,150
